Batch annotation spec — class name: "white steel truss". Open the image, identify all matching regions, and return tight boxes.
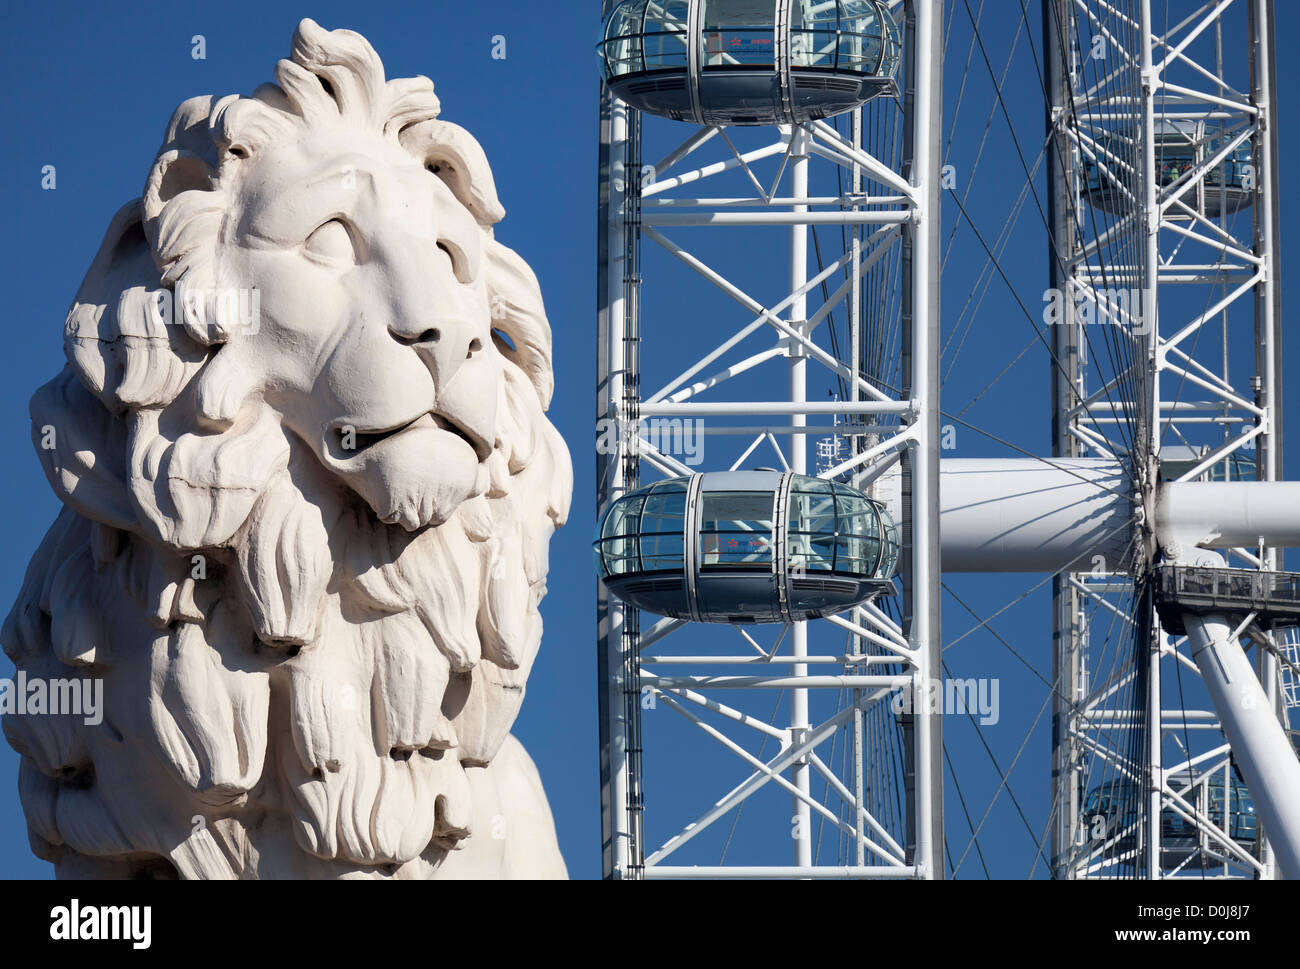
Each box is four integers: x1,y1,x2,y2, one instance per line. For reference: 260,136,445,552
1047,0,1284,879
597,0,943,879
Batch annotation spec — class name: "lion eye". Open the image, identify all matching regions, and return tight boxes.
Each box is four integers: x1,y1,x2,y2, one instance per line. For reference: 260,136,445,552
304,219,358,265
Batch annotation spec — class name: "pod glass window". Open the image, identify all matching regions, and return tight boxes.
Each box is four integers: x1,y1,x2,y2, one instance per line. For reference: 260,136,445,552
699,490,775,569
701,0,775,68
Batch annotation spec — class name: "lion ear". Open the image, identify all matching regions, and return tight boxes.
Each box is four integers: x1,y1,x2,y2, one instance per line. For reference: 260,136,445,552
140,104,231,347
399,120,506,227
141,96,221,237
143,151,213,218
161,95,221,162
141,147,218,257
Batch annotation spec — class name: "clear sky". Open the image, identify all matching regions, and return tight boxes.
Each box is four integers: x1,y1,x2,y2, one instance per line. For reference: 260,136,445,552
0,1,1295,880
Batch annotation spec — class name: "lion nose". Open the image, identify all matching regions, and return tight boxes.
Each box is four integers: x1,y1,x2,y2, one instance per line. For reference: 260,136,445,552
388,318,484,388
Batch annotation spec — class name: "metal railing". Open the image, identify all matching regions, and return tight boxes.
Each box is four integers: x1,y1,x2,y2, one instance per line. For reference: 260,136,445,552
1155,566,1300,613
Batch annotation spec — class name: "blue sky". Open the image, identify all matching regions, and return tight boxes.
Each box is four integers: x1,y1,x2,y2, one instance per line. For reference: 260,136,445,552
0,2,1295,879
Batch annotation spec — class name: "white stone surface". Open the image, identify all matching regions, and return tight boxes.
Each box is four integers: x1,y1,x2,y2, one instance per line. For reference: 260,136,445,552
1,19,572,879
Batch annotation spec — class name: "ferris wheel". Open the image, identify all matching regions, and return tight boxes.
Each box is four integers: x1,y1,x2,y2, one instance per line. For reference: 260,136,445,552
594,0,1295,879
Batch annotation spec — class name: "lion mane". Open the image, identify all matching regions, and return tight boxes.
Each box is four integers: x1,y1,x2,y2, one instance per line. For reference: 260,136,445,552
2,20,571,878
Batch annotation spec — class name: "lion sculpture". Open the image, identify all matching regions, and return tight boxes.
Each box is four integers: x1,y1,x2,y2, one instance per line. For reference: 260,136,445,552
2,19,572,878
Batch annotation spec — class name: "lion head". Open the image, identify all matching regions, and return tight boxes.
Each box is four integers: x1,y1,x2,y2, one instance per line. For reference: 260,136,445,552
2,20,572,878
